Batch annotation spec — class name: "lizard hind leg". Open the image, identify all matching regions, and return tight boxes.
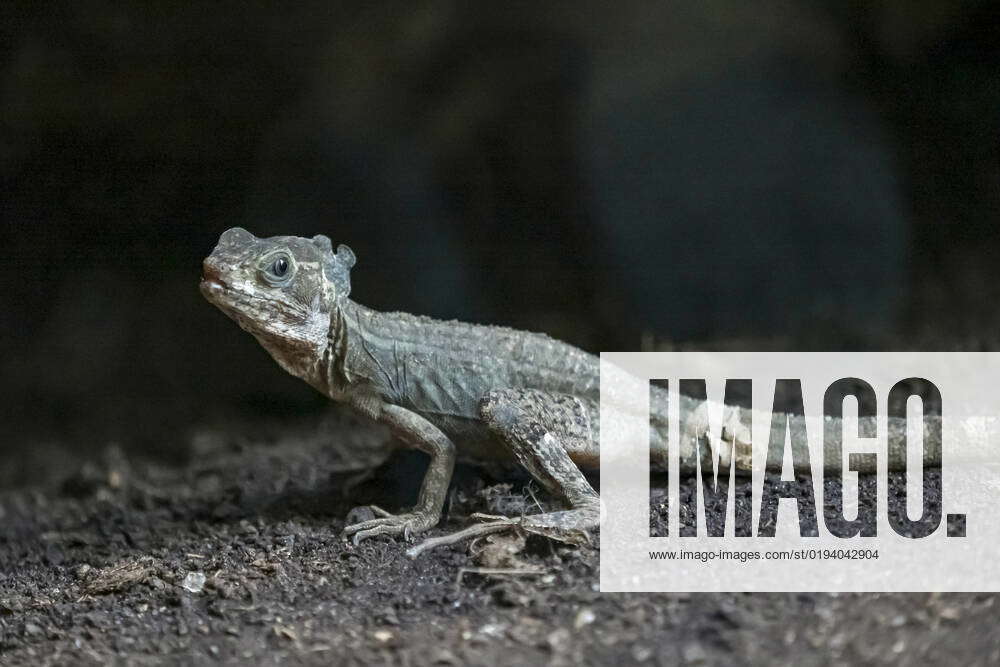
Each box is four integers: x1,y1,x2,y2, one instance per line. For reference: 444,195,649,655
406,389,600,558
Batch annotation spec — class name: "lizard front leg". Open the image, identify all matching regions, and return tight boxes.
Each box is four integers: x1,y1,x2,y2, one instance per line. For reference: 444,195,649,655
343,403,456,544
407,389,600,557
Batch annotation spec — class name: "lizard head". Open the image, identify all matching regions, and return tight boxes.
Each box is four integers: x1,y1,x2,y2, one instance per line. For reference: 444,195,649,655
200,227,355,378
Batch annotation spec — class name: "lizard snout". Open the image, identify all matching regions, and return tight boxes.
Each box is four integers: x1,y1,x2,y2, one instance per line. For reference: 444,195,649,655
201,257,224,285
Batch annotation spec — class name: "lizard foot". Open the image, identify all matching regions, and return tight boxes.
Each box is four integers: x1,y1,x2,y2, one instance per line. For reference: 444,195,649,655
405,506,599,558
343,506,437,545
405,514,519,558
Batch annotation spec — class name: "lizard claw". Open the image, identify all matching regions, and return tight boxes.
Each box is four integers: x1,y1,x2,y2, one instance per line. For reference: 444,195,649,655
343,509,436,545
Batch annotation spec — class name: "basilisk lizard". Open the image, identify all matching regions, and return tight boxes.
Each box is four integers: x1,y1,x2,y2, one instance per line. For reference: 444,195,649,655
200,228,943,556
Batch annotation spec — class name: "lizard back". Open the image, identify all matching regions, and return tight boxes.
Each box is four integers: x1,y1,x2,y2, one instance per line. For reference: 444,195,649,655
333,302,601,422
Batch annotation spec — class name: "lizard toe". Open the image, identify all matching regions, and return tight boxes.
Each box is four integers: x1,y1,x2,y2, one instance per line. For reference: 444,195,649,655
352,524,405,544
343,511,436,544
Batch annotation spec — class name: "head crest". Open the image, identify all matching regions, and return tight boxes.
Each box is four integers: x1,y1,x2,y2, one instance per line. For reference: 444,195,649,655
316,236,355,297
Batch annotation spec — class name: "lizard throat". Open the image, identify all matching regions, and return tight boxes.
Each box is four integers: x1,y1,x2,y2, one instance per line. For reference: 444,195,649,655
202,279,331,385
254,313,331,387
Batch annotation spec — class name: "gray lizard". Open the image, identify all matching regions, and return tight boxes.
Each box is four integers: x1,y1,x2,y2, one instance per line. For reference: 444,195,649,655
200,228,944,556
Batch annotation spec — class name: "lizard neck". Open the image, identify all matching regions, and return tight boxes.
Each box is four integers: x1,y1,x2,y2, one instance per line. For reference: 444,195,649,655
323,297,368,397
323,299,409,401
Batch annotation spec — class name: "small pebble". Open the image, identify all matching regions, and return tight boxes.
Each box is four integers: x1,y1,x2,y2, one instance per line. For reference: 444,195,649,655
940,607,960,620
574,608,596,629
181,572,206,594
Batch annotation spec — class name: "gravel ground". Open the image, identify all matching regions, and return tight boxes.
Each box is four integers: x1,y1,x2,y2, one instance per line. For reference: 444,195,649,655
1,411,997,666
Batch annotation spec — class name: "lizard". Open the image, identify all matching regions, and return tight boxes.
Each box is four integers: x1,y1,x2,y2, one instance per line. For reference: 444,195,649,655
200,227,945,556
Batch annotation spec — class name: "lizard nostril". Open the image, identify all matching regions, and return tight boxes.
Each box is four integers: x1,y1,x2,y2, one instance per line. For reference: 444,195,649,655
202,259,223,283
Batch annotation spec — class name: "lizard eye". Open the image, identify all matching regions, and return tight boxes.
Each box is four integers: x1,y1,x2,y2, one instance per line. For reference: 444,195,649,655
261,253,294,284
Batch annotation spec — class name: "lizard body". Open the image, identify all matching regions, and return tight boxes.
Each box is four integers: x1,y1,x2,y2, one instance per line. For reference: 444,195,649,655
329,302,602,464
201,228,940,555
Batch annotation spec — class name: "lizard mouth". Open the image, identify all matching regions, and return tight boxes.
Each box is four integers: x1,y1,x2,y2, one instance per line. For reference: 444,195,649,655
199,273,254,311
200,260,243,303
199,276,229,301
199,277,255,309
199,276,307,319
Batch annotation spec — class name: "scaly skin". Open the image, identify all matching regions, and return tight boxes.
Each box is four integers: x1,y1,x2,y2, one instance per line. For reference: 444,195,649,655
201,228,942,555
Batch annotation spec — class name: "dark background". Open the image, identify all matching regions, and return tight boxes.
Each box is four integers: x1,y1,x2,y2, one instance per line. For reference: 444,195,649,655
3,1,998,474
